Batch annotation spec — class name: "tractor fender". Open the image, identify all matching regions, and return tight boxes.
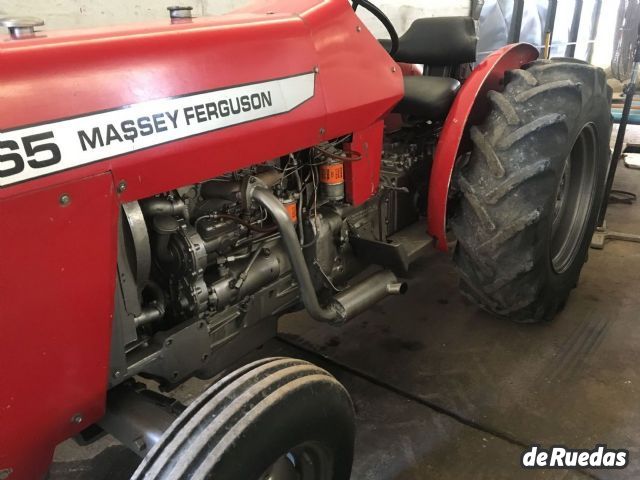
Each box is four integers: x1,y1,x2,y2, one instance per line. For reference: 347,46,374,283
427,43,539,251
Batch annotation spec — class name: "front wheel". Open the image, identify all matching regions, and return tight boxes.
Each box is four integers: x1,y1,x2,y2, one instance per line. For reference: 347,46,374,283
132,357,355,480
451,58,612,323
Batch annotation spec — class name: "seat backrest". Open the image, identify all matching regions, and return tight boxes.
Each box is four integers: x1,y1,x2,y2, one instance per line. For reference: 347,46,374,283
391,16,478,67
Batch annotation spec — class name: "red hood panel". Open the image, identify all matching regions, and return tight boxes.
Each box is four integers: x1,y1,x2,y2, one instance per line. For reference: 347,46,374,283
0,0,402,198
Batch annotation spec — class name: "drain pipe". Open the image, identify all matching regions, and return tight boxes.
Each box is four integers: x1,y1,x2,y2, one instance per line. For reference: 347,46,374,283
248,179,406,324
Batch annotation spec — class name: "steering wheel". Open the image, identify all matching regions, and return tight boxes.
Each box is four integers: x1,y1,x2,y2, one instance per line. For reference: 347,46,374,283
351,0,399,57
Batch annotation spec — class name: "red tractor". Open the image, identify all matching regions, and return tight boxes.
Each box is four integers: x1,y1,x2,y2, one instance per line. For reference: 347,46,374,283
0,1,611,478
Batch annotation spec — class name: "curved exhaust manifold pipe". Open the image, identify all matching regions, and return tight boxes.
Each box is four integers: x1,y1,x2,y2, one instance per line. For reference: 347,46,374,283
248,180,407,324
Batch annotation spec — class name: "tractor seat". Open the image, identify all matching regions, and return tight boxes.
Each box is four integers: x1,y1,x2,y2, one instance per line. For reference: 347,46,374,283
394,76,461,120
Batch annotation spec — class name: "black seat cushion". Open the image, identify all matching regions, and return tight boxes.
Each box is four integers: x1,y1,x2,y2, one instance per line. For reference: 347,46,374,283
380,17,477,66
394,76,460,119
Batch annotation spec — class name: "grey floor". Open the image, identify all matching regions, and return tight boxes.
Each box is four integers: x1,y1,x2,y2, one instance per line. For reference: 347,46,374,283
52,146,640,480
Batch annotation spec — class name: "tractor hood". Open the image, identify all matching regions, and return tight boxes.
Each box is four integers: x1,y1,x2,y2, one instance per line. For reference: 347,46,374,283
0,0,402,199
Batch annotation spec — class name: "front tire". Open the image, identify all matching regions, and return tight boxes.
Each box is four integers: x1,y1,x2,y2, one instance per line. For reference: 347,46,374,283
451,58,612,323
132,357,355,480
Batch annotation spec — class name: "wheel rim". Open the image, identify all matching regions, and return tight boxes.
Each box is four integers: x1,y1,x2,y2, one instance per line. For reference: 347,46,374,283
550,123,597,274
260,442,333,480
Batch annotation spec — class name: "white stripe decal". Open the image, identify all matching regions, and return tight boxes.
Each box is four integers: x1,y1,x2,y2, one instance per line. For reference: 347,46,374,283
0,72,316,187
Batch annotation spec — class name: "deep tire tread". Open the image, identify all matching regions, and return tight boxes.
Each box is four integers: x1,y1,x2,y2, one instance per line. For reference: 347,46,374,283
484,159,551,204
457,174,497,231
488,90,521,125
515,79,581,103
470,126,506,178
451,58,611,322
132,358,353,480
496,113,566,151
508,69,538,86
477,210,541,254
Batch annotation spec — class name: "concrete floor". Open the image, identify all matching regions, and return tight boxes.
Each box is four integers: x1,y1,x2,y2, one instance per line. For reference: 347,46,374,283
52,148,640,479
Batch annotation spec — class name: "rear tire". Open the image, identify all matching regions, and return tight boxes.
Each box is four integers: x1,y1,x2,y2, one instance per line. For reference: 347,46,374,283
132,357,355,480
451,58,612,323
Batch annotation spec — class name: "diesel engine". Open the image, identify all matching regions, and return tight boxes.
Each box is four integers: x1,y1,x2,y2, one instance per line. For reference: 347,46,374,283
111,137,427,386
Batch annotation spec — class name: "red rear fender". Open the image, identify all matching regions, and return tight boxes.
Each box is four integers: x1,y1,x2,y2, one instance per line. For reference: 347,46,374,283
427,43,540,251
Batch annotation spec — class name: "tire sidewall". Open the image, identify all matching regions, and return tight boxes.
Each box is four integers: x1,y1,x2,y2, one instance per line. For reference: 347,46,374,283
537,90,611,316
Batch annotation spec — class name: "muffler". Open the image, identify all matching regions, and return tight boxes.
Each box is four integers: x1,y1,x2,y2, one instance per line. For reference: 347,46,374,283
331,270,407,322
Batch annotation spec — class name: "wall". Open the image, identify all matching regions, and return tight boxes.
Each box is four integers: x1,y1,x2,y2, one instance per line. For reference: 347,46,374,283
0,1,616,68
356,0,470,37
0,0,245,30
592,0,618,69
0,0,470,32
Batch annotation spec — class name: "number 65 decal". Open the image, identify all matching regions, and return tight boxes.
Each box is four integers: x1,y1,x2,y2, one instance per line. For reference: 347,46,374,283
0,132,61,178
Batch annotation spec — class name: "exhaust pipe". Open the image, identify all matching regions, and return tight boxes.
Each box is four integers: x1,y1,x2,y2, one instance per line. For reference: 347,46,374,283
249,182,407,324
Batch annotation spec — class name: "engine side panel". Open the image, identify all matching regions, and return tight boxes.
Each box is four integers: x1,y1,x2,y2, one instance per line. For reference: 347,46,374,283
0,173,118,479
345,121,384,205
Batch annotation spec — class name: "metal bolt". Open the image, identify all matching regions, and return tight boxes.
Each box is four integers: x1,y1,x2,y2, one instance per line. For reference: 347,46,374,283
356,25,362,32
313,66,320,74
117,180,127,193
0,468,13,480
165,338,173,347
391,66,397,73
133,437,147,452
113,370,121,379
319,128,326,136
71,414,83,424
201,353,209,362
59,193,71,206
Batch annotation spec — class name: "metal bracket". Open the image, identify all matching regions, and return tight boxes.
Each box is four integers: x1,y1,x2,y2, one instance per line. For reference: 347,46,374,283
241,175,268,211
590,221,640,249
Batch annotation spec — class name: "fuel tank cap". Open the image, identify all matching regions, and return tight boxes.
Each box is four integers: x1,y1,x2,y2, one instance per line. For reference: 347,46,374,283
0,16,44,39
0,17,44,39
167,6,193,19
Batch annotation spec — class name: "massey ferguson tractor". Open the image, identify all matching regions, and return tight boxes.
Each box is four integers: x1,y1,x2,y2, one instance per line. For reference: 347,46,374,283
0,0,612,478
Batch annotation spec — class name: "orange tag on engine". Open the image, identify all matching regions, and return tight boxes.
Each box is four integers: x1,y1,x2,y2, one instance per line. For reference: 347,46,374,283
319,163,344,185
284,201,298,223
